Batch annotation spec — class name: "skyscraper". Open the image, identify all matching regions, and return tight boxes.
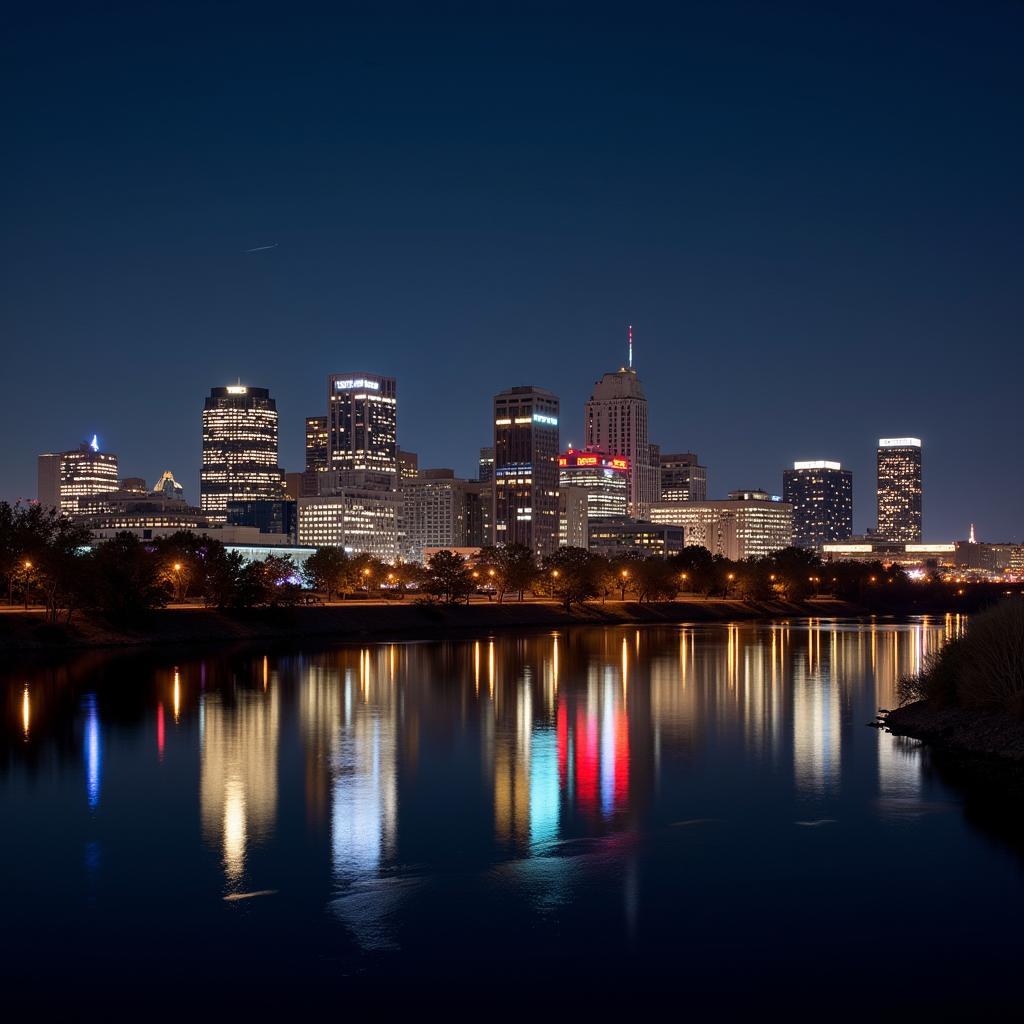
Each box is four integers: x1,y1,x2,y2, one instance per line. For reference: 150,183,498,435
478,446,494,483
37,435,120,516
783,461,854,549
493,386,560,557
877,438,922,542
558,448,629,520
201,386,284,520
660,452,708,502
584,331,659,518
328,374,397,476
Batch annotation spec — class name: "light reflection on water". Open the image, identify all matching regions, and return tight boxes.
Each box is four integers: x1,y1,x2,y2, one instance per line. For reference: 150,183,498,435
8,614,1015,1006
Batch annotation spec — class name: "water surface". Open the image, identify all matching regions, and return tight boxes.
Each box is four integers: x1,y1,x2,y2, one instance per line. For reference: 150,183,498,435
3,617,1021,1010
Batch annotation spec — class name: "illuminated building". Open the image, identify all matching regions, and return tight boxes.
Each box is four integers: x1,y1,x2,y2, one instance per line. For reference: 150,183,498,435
151,470,184,500
558,485,589,549
558,448,628,521
822,539,955,569
227,498,298,541
399,471,484,560
397,448,419,481
877,437,922,542
587,518,684,557
493,385,560,558
301,414,329,496
584,330,659,518
298,473,400,559
649,490,793,559
37,436,119,516
782,461,853,550
201,385,284,521
478,446,494,483
660,451,707,502
328,373,397,476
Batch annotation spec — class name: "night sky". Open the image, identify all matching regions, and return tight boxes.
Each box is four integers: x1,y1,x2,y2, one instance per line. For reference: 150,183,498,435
3,2,1022,540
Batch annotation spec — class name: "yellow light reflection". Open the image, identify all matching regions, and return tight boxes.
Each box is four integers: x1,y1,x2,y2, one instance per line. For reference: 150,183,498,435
22,684,30,739
621,635,629,694
173,668,181,723
474,640,481,694
263,655,269,691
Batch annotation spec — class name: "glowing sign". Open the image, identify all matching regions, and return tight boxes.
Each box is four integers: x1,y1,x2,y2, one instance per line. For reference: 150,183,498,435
610,457,628,470
793,460,841,470
532,413,558,426
558,457,567,466
904,544,955,553
576,456,598,466
334,378,380,391
226,385,248,395
879,437,921,448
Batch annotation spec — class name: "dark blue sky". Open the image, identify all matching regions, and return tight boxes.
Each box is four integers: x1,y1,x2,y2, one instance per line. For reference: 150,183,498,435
3,2,1022,539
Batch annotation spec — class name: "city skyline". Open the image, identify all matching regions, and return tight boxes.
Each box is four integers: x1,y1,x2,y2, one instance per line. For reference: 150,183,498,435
4,4,1023,540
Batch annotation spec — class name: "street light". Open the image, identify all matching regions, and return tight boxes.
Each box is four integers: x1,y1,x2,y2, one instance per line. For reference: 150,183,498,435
551,569,560,578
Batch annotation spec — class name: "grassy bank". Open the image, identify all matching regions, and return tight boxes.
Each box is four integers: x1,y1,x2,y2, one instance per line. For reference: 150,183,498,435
0,597,861,652
886,599,1024,762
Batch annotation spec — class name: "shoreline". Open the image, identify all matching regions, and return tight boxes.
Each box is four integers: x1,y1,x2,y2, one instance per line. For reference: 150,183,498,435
885,700,1024,765
0,597,868,653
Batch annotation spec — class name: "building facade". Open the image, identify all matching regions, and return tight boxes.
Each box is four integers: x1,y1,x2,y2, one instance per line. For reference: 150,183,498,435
298,485,400,561
588,519,685,558
227,499,298,542
584,365,659,518
37,436,120,516
877,437,922,542
328,374,398,476
201,386,284,521
493,386,560,558
782,461,854,549
399,473,482,561
660,452,708,502
558,485,589,549
558,448,628,521
650,490,794,560
478,446,494,483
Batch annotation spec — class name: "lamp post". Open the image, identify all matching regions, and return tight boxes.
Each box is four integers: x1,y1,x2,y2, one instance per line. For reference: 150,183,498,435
22,560,33,610
619,569,629,601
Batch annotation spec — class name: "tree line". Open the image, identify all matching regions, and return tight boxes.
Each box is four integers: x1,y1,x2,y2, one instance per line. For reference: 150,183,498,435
1,501,917,622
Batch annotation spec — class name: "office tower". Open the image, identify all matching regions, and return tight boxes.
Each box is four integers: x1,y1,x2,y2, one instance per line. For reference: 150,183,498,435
558,485,589,549
297,484,400,560
152,470,185,500
584,335,659,518
650,490,794,560
877,438,922,542
660,452,708,502
201,385,284,520
299,415,329,497
227,498,298,541
399,471,481,560
398,449,419,481
493,386,560,558
587,519,685,558
783,461,854,550
120,477,147,494
37,436,120,516
558,448,629,521
478,446,494,483
328,374,397,475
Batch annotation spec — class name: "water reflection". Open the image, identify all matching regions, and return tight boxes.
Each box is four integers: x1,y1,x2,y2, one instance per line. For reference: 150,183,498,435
5,614,1005,998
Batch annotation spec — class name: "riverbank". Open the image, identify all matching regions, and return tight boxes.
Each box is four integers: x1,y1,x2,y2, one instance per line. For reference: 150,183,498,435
885,701,1024,764
0,597,863,651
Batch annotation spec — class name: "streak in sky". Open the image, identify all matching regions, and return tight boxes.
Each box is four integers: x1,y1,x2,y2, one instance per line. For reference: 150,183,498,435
243,243,278,253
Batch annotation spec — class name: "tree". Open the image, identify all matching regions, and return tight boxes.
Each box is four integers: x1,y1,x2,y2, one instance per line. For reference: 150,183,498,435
302,546,350,601
633,556,679,603
200,543,246,608
610,552,643,600
479,544,536,603
542,547,601,610
83,533,168,620
424,550,475,604
669,545,716,596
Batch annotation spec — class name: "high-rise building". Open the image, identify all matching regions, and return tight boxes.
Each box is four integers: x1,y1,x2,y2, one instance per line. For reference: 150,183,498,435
397,449,419,481
877,438,922,542
783,461,854,550
588,519,685,558
660,452,707,502
650,490,793,560
300,415,329,496
399,472,482,560
298,474,400,560
328,374,397,476
227,498,298,542
558,448,629,521
584,335,659,518
478,446,494,483
558,486,589,549
201,386,284,520
37,436,120,516
493,386,560,558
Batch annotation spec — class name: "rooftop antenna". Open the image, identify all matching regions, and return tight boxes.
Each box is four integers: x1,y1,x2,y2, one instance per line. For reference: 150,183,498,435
628,323,633,369
969,522,976,544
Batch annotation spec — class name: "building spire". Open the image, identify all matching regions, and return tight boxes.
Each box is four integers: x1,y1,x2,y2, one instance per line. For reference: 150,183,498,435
969,522,976,544
628,323,633,369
